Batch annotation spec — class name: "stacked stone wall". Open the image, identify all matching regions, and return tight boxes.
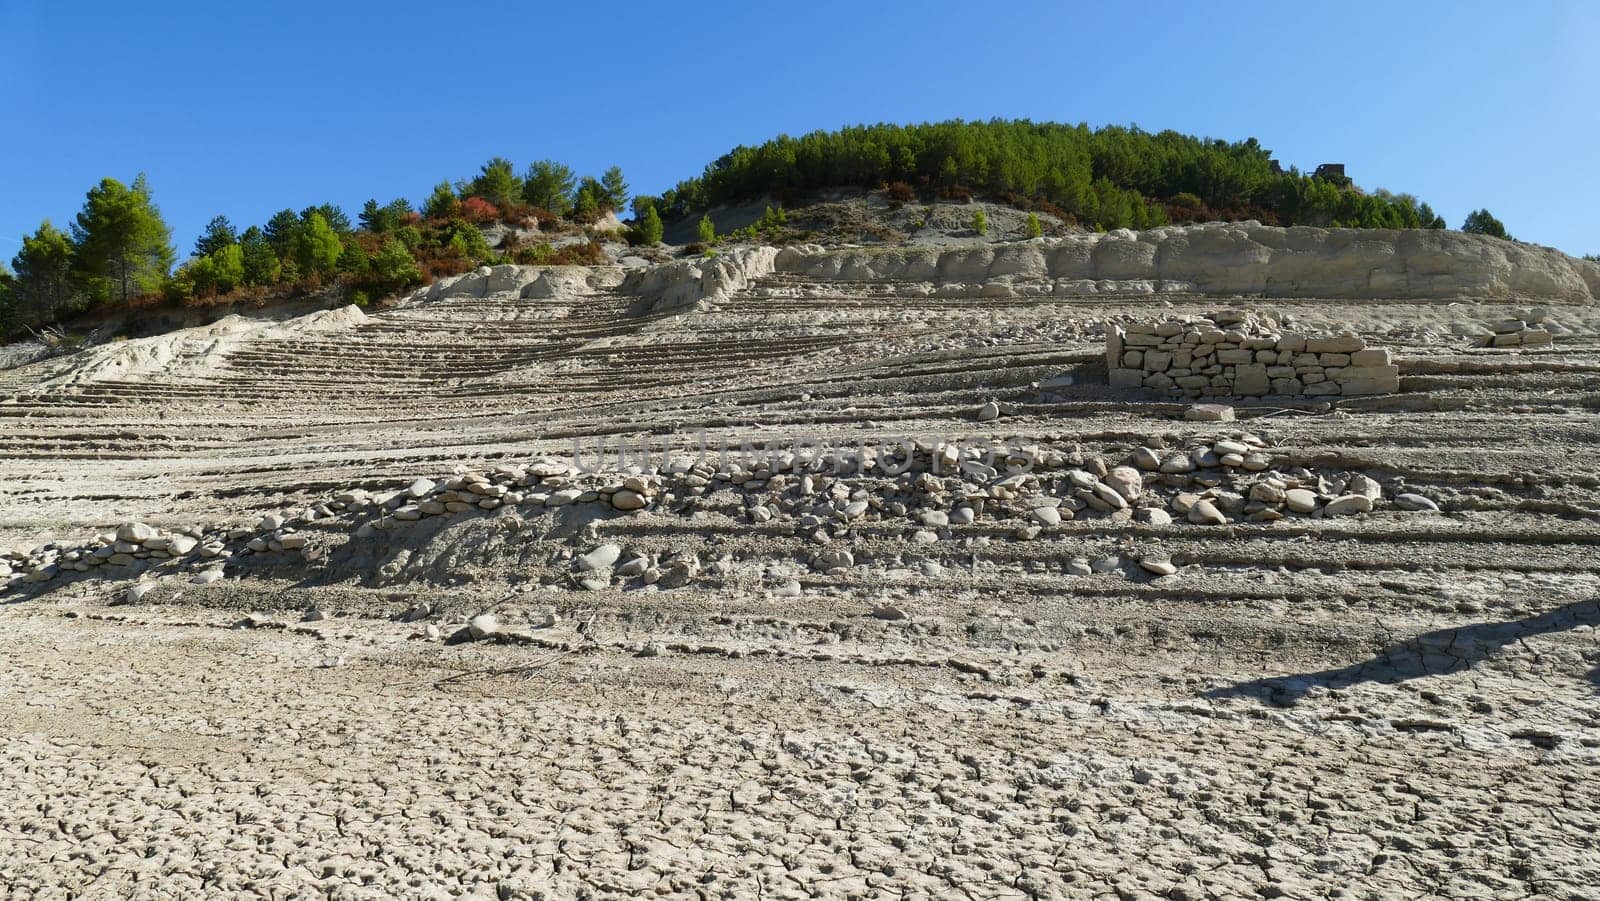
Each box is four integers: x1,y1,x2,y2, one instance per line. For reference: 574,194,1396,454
1108,311,1399,398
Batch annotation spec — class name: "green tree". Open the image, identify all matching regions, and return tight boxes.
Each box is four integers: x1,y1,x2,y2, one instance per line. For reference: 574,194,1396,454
367,238,423,293
636,205,664,245
295,212,342,276
601,166,629,212
300,204,351,233
1025,212,1042,238
70,174,176,305
264,209,302,257
697,214,715,244
360,199,387,233
1461,208,1511,240
209,243,245,292
972,209,988,236
12,220,77,322
436,218,491,261
182,243,246,296
572,177,607,222
238,226,281,285
423,181,460,219
338,235,371,277
193,215,238,258
0,262,15,329
467,157,520,207
522,160,576,216
360,198,413,233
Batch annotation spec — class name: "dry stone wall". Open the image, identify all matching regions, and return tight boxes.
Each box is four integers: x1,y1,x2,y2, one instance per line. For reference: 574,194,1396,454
1107,311,1399,398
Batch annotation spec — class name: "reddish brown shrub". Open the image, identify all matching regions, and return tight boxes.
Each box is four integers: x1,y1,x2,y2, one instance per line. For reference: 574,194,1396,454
460,196,499,224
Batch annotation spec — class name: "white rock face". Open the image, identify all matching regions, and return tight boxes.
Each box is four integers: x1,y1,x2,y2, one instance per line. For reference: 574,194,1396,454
621,246,782,314
771,226,1598,302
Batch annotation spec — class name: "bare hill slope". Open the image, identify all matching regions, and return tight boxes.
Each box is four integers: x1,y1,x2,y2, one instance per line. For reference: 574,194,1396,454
2,224,1598,897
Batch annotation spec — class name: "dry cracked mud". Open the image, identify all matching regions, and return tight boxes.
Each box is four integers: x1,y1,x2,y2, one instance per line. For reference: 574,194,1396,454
2,227,1599,898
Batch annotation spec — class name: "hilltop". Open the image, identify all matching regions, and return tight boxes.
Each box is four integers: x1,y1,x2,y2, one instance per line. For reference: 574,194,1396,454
3,119,1503,347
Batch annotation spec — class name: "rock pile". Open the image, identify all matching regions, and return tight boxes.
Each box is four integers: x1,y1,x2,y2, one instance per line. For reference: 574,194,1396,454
12,521,215,584
1107,311,1399,398
5,428,1443,591
1482,312,1554,348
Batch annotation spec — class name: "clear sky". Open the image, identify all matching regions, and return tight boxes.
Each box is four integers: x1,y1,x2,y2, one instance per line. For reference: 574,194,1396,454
2,0,1595,259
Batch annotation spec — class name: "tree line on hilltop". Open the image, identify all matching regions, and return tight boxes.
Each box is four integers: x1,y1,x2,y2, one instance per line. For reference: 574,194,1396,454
637,119,1451,233
2,119,1551,337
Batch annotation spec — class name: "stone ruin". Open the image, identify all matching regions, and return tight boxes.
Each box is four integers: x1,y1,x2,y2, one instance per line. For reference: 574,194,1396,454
1107,311,1399,399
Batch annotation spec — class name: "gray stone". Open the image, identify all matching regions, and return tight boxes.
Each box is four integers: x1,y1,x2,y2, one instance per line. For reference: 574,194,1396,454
1284,488,1319,513
611,489,649,511
1324,494,1373,516
1029,505,1062,527
1395,492,1440,512
1139,556,1177,576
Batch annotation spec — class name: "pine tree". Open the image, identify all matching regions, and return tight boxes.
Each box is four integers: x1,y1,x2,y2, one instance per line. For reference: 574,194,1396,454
368,238,423,293
467,157,520,207
12,220,77,322
338,235,370,277
210,243,244,293
1461,209,1511,240
601,166,629,212
522,160,576,216
238,226,281,285
972,209,988,236
70,174,175,305
193,215,238,258
360,198,413,234
0,262,15,329
264,209,302,257
697,214,715,244
359,199,387,233
637,205,664,245
295,212,343,276
300,204,352,233
1025,212,1042,238
423,181,460,220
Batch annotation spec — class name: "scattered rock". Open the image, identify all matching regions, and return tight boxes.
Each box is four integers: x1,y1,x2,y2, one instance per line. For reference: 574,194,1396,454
1139,556,1177,576
578,543,623,572
1324,495,1373,517
1185,404,1235,422
1395,492,1440,512
467,613,500,640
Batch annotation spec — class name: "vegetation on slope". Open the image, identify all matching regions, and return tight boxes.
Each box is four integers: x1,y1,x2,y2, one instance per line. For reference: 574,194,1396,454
638,119,1448,233
0,159,632,335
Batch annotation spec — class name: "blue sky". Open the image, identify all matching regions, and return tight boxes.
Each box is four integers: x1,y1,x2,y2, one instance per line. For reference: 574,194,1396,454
2,0,1595,258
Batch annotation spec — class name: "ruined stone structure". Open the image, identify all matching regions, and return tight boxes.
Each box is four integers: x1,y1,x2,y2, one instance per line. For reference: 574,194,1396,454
1107,311,1399,398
